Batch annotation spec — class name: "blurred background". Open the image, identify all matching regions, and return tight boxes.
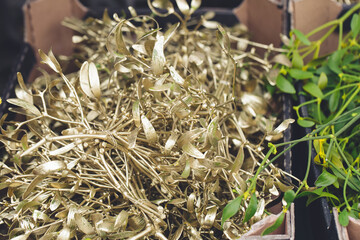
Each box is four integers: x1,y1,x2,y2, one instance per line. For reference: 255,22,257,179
0,0,241,93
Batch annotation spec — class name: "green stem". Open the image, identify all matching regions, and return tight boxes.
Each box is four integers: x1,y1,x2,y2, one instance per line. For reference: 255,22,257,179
317,98,322,124
303,140,313,185
248,147,274,192
305,20,339,38
343,170,352,211
274,135,332,148
338,22,343,50
334,85,360,119
335,108,360,137
333,138,352,168
295,140,313,195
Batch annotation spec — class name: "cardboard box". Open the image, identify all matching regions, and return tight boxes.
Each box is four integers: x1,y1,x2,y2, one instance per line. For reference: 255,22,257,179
4,0,295,239
234,0,343,57
334,208,360,240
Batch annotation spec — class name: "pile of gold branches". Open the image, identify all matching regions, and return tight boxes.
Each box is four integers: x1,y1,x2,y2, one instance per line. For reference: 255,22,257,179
0,1,294,239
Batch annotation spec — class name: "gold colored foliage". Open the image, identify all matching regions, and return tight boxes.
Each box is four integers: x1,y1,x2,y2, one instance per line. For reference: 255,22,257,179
0,3,293,239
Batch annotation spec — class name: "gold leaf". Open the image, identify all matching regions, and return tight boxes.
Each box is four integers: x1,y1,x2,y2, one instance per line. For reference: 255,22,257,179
169,66,185,85
75,213,95,234
182,142,205,159
114,210,129,230
33,161,66,175
181,158,191,178
15,87,33,106
33,210,50,222
38,49,61,73
271,54,292,67
230,145,244,174
175,0,190,15
11,232,31,240
88,62,101,98
49,143,76,156
50,194,62,211
148,0,175,17
164,132,179,154
128,128,139,149
272,119,295,135
152,35,166,76
190,0,201,14
7,98,41,116
216,24,230,52
132,100,141,128
178,128,205,147
141,115,158,143
164,22,180,45
17,72,32,95
202,206,217,228
170,224,184,240
115,20,131,55
80,61,101,99
149,83,173,92
96,219,115,233
57,227,70,240
22,176,44,199
79,61,94,98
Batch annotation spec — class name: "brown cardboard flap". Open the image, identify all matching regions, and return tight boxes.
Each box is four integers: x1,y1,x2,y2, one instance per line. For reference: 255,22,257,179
234,0,343,59
23,0,87,60
289,0,342,57
241,203,295,240
334,208,360,240
233,0,284,48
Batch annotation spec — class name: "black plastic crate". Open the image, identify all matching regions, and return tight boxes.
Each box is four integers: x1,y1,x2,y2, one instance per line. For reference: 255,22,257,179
291,83,339,240
0,43,35,118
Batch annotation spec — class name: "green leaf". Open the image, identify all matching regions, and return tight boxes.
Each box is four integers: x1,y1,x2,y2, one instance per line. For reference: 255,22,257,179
284,190,296,206
221,195,243,227
318,72,328,90
297,118,315,128
306,192,340,206
315,170,337,187
262,212,285,236
243,193,257,223
351,13,360,37
292,50,303,69
299,191,340,206
329,91,341,113
339,209,349,227
303,82,324,99
276,75,296,94
289,69,313,80
328,49,345,74
292,29,311,46
348,175,360,192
